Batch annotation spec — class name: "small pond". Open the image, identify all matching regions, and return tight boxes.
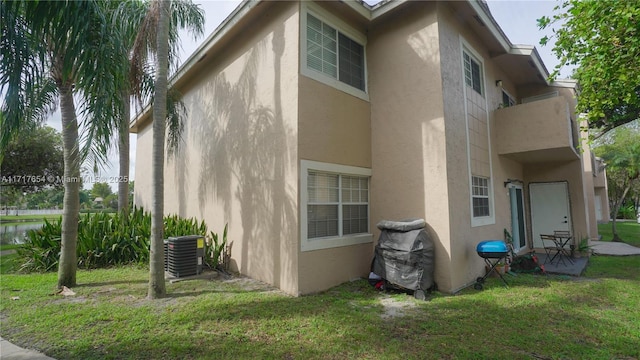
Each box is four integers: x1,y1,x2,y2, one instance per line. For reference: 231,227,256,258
0,223,44,245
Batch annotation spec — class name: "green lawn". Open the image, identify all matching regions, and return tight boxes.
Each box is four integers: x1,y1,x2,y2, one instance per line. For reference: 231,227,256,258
0,253,20,274
1,256,639,360
598,221,640,247
0,214,62,223
0,244,22,251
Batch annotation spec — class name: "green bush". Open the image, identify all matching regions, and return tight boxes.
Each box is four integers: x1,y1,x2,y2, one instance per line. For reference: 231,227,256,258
163,214,207,238
17,207,209,272
204,224,228,270
617,204,637,220
18,219,62,272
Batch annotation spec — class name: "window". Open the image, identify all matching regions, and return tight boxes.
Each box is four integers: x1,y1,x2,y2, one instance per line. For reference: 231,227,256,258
463,51,483,95
306,13,365,91
502,90,515,108
301,161,372,251
302,7,367,98
307,172,369,238
472,176,490,217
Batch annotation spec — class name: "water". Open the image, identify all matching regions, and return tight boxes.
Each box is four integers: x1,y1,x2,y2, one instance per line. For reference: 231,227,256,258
0,223,44,245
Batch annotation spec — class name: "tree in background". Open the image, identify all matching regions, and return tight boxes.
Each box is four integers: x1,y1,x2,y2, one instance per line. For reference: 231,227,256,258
1,125,63,193
594,122,640,242
1,1,128,288
91,182,113,200
538,1,640,135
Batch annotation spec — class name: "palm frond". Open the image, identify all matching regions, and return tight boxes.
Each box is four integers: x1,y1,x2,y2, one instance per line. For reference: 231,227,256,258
74,0,130,167
166,87,187,157
168,0,205,71
0,1,54,149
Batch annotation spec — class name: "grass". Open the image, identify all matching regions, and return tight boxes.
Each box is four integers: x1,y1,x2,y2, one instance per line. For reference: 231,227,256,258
0,253,20,273
1,255,639,360
597,221,640,247
0,214,63,223
0,212,104,224
0,244,22,251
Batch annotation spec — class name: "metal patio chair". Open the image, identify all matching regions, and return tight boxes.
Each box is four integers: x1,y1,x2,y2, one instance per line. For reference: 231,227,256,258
553,230,575,265
541,233,573,266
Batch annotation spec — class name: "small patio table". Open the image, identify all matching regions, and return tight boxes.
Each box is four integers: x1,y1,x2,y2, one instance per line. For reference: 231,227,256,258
549,231,574,266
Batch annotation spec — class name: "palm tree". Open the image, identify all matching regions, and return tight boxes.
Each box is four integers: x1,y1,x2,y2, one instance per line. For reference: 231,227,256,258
114,0,203,298
114,0,203,213
1,1,128,288
147,0,171,298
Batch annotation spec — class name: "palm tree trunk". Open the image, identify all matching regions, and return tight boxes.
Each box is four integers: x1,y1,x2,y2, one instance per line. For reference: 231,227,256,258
148,0,170,299
57,84,80,289
118,90,130,212
611,184,631,242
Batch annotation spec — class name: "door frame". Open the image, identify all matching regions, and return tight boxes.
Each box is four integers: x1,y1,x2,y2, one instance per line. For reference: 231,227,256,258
529,181,572,249
508,183,526,253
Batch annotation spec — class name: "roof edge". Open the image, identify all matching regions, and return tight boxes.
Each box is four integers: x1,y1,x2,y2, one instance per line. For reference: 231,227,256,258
130,0,259,131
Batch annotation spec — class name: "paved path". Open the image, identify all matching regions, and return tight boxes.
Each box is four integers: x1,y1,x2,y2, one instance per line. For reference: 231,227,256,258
590,240,640,256
0,337,55,360
1,240,638,360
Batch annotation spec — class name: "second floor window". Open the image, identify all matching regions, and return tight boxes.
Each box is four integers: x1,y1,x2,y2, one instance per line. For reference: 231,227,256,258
463,51,483,96
306,13,365,92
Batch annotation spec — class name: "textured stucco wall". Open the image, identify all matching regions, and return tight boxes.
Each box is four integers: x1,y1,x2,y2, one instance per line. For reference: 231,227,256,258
135,2,301,295
368,2,455,291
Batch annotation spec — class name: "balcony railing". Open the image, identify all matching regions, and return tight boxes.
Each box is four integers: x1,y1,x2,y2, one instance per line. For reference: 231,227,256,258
495,96,580,163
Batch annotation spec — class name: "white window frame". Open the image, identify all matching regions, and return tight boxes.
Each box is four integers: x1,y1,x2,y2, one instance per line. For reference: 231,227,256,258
463,50,484,96
460,38,495,227
501,89,516,108
300,2,369,101
301,160,373,252
471,176,491,218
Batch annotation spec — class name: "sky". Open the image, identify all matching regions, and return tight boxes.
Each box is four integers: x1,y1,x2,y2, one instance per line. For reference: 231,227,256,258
46,0,571,191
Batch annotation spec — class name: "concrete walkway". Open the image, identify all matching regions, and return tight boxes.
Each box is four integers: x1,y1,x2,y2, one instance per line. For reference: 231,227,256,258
0,337,55,360
590,240,640,256
1,241,638,360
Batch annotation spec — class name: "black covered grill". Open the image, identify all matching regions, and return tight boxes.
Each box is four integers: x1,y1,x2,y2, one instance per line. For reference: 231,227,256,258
371,219,435,299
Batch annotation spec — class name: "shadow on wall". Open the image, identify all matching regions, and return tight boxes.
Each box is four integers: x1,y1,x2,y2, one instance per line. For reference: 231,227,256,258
189,24,296,288
170,116,189,219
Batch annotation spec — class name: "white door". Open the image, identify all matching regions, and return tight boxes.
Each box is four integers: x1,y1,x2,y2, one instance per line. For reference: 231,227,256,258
594,195,603,222
509,185,526,252
530,182,571,248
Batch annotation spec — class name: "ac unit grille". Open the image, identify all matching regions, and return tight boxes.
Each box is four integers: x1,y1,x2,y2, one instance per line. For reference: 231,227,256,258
164,235,204,278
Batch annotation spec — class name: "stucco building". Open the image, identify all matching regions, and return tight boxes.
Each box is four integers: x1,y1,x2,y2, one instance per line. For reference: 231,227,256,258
131,0,607,295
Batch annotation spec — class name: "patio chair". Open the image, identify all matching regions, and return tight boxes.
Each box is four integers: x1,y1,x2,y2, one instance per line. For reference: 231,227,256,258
541,234,573,266
553,230,575,265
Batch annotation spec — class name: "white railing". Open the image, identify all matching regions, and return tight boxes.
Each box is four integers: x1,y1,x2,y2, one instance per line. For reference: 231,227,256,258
1,209,64,216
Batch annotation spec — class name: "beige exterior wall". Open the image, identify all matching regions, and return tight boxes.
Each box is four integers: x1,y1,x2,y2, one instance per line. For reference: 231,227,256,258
593,158,610,224
495,96,579,162
297,75,373,294
134,125,153,208
295,2,374,294
436,3,527,292
579,121,599,240
436,3,597,291
523,162,593,243
134,2,301,295
368,2,455,291
133,0,605,296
